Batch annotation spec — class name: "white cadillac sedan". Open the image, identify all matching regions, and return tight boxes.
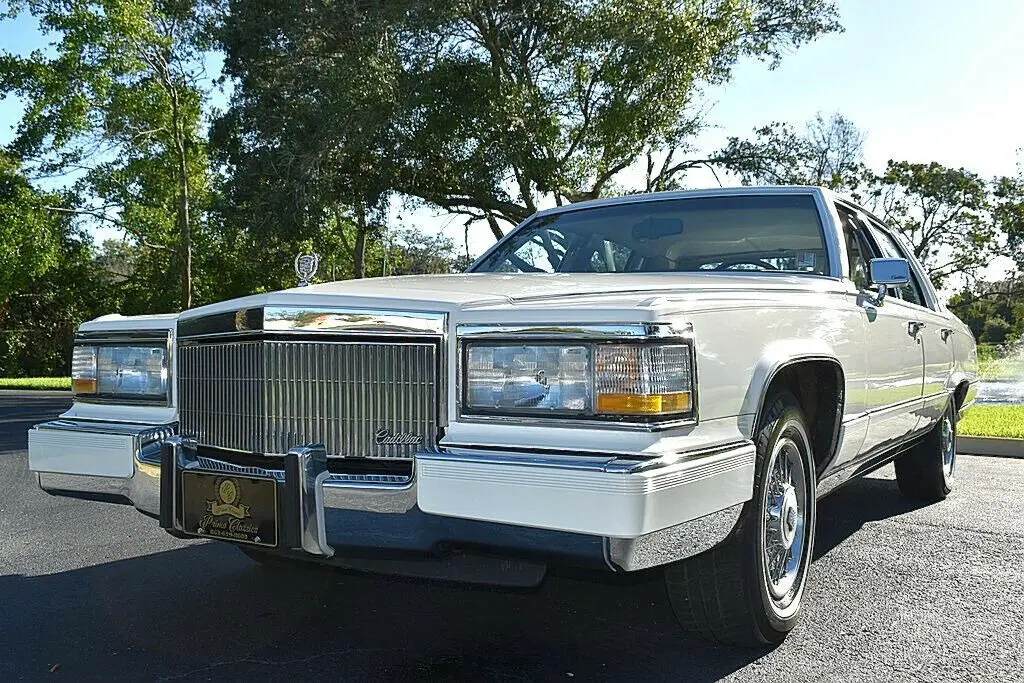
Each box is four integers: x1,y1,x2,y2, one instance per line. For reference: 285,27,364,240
28,186,978,646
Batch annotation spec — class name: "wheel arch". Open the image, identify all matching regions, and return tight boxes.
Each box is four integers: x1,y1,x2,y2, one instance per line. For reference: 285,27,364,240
747,347,846,480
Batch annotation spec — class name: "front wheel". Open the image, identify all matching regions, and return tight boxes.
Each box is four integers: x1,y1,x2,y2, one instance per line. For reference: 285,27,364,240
664,392,817,647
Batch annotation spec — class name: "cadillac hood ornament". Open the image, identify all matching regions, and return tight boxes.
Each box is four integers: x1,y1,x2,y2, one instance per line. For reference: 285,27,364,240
294,253,320,287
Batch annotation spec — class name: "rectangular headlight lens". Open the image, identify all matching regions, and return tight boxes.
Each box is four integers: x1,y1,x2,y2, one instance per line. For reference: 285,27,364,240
594,344,693,416
72,344,168,400
465,344,591,414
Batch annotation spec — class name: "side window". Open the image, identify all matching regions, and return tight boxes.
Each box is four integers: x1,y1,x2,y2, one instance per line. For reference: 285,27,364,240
491,228,570,273
868,225,928,308
835,205,873,290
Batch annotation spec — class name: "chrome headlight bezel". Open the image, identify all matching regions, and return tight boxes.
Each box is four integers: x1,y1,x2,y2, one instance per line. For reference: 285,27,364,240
457,323,698,429
71,331,172,406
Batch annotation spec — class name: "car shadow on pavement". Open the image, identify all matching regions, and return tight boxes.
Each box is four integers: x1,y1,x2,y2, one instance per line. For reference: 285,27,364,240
813,471,930,560
0,474,926,682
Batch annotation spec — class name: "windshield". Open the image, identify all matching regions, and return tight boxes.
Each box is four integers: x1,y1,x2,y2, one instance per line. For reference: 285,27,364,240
472,194,829,275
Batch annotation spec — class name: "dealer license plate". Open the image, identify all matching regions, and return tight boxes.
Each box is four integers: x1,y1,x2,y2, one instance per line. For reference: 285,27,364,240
181,471,278,548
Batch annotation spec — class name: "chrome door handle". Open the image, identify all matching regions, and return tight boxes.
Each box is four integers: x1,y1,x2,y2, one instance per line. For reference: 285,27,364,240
908,321,926,335
940,328,954,341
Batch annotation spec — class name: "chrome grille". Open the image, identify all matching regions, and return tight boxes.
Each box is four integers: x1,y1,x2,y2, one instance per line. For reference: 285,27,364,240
178,340,439,459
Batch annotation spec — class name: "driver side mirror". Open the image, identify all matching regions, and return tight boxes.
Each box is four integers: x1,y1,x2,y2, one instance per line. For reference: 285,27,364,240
867,257,911,305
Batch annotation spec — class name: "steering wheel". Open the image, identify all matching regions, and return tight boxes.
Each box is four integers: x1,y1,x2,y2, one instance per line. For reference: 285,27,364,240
713,258,779,271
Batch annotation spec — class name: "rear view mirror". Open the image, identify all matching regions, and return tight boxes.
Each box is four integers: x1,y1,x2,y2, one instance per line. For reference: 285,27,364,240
632,217,684,241
869,257,910,286
867,257,911,305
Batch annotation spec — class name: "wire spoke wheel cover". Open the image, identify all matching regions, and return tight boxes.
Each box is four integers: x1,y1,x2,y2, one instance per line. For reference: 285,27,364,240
761,434,809,609
941,416,955,478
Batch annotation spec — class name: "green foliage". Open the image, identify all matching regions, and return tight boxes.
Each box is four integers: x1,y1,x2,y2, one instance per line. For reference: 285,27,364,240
0,377,71,389
948,278,1022,345
719,112,866,190
0,155,115,376
0,153,64,301
993,172,1024,272
383,228,468,276
216,0,841,243
959,406,1024,440
865,161,993,287
0,225,115,377
0,0,216,309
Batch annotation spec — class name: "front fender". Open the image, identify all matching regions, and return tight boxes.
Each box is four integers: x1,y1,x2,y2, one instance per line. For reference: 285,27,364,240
738,338,843,438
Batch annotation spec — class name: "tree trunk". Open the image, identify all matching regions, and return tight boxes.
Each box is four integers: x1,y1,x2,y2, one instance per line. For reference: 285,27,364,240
353,204,368,278
167,81,192,309
485,213,504,241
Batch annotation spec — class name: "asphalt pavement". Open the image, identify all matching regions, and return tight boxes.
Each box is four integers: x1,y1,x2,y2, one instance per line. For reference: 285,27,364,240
2,392,1023,682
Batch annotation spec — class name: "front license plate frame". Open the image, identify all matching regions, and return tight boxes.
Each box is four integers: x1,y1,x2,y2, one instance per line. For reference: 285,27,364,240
181,470,279,548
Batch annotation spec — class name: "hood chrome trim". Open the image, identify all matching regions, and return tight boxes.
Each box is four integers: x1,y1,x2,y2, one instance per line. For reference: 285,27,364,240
178,305,446,339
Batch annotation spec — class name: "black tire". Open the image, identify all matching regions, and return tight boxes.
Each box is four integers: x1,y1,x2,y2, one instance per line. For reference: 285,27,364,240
664,391,817,647
894,399,956,502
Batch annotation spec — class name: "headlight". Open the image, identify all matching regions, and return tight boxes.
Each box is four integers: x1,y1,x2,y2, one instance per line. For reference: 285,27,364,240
72,342,169,402
462,341,695,422
465,344,591,414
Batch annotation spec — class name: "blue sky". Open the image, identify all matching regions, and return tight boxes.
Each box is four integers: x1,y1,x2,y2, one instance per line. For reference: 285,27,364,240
2,1,1022,258
690,0,1023,179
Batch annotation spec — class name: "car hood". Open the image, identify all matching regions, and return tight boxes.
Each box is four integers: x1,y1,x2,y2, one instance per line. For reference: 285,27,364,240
176,272,844,322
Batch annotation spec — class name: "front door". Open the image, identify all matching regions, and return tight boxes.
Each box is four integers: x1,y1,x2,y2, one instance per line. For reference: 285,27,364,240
837,206,925,455
866,219,954,423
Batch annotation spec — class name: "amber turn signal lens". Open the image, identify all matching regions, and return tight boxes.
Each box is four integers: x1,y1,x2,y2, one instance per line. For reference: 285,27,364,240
596,391,691,415
72,378,97,394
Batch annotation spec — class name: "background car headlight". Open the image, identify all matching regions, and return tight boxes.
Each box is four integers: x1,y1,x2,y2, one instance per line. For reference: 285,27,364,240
462,341,695,421
71,343,169,401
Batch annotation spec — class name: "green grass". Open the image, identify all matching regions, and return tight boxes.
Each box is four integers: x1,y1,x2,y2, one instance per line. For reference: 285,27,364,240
978,357,1024,381
0,377,71,390
959,405,1024,440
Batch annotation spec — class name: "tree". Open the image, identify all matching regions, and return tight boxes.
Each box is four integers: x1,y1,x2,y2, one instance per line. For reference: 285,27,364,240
864,161,994,287
0,0,216,309
992,169,1024,273
718,112,866,190
0,155,113,376
948,277,1023,344
383,227,469,276
216,0,842,246
0,153,64,306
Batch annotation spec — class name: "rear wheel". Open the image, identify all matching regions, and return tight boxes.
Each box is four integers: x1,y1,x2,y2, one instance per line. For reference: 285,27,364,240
664,392,817,647
894,399,956,502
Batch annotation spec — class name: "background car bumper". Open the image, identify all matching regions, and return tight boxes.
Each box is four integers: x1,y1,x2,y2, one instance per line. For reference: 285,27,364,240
30,420,174,517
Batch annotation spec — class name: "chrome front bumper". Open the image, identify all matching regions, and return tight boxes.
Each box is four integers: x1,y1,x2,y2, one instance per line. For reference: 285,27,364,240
31,419,755,576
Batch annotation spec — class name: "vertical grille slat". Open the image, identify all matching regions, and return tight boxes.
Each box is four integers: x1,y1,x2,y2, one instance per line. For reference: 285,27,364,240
179,340,439,459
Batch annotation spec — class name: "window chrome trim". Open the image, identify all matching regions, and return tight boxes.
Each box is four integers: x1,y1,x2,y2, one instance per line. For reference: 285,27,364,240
455,322,698,430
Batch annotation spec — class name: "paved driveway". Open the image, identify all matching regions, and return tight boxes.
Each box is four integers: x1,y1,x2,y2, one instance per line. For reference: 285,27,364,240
2,393,1023,681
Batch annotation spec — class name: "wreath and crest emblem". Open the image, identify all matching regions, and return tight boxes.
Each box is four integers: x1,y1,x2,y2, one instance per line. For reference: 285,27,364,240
206,478,251,519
